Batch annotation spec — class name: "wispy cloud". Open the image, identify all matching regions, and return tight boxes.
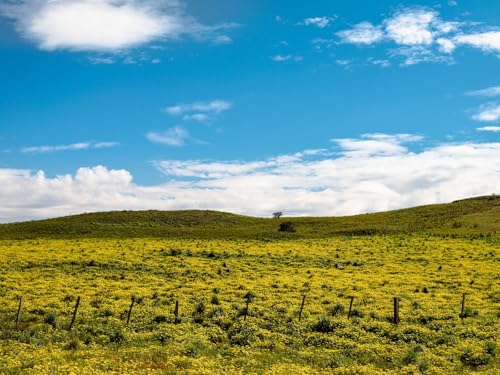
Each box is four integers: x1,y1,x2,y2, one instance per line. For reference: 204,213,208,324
94,142,120,149
271,54,292,62
473,104,500,122
164,99,232,123
166,100,231,116
271,54,303,62
337,22,384,45
88,56,116,65
466,85,500,97
0,0,235,52
301,16,335,29
2,135,500,222
477,126,500,132
146,126,190,146
331,133,423,157
21,141,118,154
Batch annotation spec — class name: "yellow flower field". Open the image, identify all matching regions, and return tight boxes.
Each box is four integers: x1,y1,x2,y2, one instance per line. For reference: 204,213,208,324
0,236,498,374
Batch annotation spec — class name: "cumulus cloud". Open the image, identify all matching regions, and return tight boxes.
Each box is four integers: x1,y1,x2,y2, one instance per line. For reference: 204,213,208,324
0,0,234,52
2,135,500,222
146,125,190,146
21,141,118,154
334,6,500,66
384,8,437,45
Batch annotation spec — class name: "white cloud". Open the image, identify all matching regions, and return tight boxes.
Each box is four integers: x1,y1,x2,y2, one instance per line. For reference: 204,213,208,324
466,85,500,97
436,38,456,53
94,141,120,149
183,113,210,122
302,16,335,29
389,45,453,66
21,141,118,154
2,135,500,222
384,9,437,45
473,104,500,122
334,7,500,66
370,59,391,68
455,31,500,53
477,126,500,132
88,56,116,64
331,133,423,157
212,35,232,45
336,59,351,66
271,54,292,62
337,22,384,45
0,0,234,52
166,100,232,116
146,126,190,146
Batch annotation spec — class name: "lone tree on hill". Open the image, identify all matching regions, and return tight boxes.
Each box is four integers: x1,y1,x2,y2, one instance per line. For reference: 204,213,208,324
272,211,283,219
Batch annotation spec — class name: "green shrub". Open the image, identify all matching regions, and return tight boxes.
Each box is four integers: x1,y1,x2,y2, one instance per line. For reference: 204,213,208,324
153,315,167,324
460,348,490,368
328,303,345,317
183,338,207,357
312,316,335,333
109,330,126,344
44,313,58,329
228,323,258,346
64,339,81,351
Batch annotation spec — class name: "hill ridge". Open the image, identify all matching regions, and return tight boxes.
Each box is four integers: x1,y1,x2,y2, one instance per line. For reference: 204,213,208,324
0,195,498,239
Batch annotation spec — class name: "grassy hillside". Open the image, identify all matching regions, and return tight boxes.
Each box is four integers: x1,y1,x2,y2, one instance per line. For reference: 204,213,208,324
0,195,499,239
0,197,498,373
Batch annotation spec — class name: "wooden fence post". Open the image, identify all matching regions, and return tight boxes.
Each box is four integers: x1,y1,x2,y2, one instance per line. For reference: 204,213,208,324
244,301,249,321
126,296,135,325
460,293,466,320
174,300,181,324
347,296,354,319
393,297,400,324
16,296,23,330
298,294,306,321
68,296,80,331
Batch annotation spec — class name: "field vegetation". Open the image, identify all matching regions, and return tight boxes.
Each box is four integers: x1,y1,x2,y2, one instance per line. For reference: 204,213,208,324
0,196,498,374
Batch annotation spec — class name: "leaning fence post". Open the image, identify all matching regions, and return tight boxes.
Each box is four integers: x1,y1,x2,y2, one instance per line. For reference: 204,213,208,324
68,296,80,331
347,296,354,319
126,296,135,325
393,297,400,324
16,296,23,330
298,294,306,321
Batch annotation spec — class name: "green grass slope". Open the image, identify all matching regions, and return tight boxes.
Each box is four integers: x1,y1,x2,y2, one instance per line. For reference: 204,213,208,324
0,195,499,239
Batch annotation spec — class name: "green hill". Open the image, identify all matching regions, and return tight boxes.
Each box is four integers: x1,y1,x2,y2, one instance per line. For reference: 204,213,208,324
0,195,499,239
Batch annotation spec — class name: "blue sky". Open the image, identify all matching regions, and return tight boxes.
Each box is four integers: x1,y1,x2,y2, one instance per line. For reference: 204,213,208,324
0,0,499,222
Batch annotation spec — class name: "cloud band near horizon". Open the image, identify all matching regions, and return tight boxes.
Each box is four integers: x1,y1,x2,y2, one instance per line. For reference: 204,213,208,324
1,134,499,223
